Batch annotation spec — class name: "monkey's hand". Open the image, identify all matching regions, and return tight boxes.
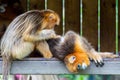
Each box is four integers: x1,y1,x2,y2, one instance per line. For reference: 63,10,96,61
55,35,61,38
87,52,104,67
37,29,62,39
64,52,90,73
40,30,56,38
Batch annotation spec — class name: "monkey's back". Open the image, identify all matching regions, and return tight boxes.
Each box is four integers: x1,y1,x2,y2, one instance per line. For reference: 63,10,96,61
47,31,94,60
0,10,43,57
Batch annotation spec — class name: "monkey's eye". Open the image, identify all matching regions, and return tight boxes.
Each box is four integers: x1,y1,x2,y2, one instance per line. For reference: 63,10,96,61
49,16,53,19
68,56,76,63
48,14,55,20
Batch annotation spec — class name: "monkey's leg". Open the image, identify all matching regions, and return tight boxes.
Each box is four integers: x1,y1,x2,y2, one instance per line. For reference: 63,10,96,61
36,41,53,59
12,41,35,59
23,29,58,42
80,36,118,66
98,52,119,58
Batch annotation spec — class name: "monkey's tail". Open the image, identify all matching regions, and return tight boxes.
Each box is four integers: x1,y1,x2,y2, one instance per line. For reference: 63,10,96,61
2,55,12,80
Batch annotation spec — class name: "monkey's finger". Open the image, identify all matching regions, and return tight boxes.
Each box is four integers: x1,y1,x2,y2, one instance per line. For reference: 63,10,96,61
94,61,104,67
99,62,104,67
93,57,104,67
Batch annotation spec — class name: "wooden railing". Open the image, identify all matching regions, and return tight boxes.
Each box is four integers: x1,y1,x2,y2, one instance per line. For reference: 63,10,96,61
0,57,120,75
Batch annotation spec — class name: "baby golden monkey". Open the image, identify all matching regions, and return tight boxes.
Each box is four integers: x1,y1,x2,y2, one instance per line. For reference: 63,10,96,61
47,31,118,73
0,9,60,80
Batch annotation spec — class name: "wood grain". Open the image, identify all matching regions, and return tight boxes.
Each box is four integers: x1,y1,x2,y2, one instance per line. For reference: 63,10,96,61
0,58,120,74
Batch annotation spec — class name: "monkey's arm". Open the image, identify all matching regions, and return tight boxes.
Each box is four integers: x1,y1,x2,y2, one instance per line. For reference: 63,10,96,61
23,29,57,42
80,36,118,66
36,41,53,59
88,49,118,61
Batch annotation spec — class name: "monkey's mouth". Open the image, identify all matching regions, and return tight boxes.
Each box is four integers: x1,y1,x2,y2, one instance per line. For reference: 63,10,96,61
65,63,88,73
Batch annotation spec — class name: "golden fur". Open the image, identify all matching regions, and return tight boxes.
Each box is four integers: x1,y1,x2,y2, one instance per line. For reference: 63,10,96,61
0,9,60,80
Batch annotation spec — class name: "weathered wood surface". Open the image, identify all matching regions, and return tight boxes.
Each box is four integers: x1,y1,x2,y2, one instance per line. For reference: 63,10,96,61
0,58,120,75
47,0,63,35
82,0,98,50
29,0,45,10
65,0,80,33
118,0,120,51
100,0,116,52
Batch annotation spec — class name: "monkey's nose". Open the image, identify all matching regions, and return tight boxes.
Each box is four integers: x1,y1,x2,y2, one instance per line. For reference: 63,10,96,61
77,63,87,70
77,64,82,70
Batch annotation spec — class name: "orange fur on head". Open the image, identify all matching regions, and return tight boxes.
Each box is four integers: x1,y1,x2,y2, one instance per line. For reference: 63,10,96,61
64,52,90,73
41,11,60,29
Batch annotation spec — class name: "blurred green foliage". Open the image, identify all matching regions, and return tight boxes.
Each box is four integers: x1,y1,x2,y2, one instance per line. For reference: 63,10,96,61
58,75,114,80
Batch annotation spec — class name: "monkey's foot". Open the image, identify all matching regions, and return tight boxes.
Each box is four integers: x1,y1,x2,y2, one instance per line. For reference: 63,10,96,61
64,52,90,73
43,53,53,59
89,52,104,67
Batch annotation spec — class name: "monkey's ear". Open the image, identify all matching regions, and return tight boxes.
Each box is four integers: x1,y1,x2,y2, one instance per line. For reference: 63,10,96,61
68,56,76,63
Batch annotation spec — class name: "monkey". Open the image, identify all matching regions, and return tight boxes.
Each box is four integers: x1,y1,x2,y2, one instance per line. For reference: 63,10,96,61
47,31,118,73
0,9,60,80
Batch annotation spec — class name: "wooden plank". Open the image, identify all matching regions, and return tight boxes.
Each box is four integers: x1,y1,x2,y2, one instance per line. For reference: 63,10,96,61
82,0,98,50
100,0,116,52
118,34,120,51
0,0,26,20
47,0,63,35
0,20,9,38
29,0,45,10
21,0,27,11
0,0,27,39
65,0,80,33
0,58,120,74
118,0,120,51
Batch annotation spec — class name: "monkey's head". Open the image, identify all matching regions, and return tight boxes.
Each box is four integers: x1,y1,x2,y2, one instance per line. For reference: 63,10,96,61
40,9,60,29
64,52,90,73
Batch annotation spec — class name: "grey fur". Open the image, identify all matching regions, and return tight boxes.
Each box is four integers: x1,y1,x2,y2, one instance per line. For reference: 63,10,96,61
47,31,94,60
47,31,76,60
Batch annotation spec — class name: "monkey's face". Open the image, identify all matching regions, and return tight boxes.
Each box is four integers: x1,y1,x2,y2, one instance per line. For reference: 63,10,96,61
64,52,90,73
42,11,60,29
